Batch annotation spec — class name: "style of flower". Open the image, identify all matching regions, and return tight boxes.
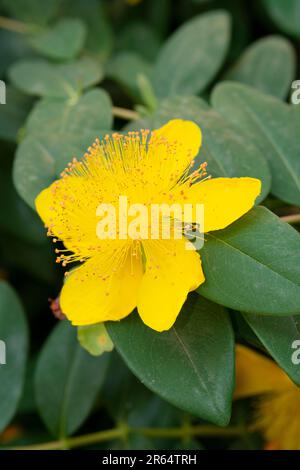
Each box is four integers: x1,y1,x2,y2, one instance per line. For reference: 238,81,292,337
36,119,261,331
235,344,300,450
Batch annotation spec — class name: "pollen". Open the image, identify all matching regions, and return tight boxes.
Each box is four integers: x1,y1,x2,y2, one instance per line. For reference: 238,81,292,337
44,128,208,271
35,119,261,331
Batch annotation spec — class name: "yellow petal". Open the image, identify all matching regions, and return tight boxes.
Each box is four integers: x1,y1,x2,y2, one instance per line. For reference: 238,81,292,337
255,387,300,450
151,119,202,161
182,177,261,233
235,344,292,399
60,244,143,325
35,175,115,257
146,119,202,192
137,238,204,332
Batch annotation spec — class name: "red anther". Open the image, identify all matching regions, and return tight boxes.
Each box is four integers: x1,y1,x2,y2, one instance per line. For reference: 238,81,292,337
49,296,66,320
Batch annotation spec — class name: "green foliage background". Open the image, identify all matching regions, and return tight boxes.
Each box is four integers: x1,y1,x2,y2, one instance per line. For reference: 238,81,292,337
0,0,300,450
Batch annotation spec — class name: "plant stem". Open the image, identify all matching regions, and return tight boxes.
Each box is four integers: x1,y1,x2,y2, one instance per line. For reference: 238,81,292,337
7,425,248,450
0,16,28,34
280,213,300,224
138,425,246,439
112,106,140,121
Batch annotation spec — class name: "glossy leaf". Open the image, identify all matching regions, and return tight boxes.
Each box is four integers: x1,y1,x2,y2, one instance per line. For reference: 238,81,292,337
103,351,183,449
107,52,153,102
150,96,271,202
0,86,32,142
25,88,113,136
0,233,56,284
29,18,87,61
2,0,59,26
0,168,45,244
212,82,300,205
0,30,34,77
117,21,160,61
198,206,300,314
0,281,28,432
243,313,300,386
107,294,234,426
61,0,113,59
14,88,112,208
35,320,110,437
9,57,103,99
147,0,171,38
224,36,295,99
152,10,231,98
263,0,300,39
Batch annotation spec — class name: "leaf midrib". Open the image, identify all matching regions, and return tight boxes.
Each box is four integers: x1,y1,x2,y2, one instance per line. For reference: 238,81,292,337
233,92,300,192
172,326,209,394
207,232,300,289
58,345,82,438
171,325,226,418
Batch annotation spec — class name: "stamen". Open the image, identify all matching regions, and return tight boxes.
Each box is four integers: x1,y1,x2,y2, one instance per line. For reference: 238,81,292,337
44,129,209,274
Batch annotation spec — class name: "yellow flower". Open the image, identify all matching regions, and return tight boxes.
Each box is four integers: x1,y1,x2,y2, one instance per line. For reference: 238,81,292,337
235,344,300,450
35,119,261,332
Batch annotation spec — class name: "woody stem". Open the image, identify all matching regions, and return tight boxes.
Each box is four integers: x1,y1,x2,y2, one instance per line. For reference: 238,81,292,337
112,106,140,121
280,213,300,224
6,424,248,450
0,16,29,33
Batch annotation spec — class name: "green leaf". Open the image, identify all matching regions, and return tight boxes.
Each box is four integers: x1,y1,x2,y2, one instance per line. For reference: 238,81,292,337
103,351,183,449
25,88,113,136
14,88,112,208
0,86,32,142
78,324,114,357
219,0,250,62
232,312,264,351
137,75,158,113
18,356,37,415
198,206,300,315
152,10,231,98
0,281,28,432
0,233,56,284
147,0,171,38
103,351,181,428
107,294,234,426
61,0,113,60
35,320,110,437
0,30,34,77
29,18,87,61
0,167,45,244
9,57,103,99
117,21,160,61
262,0,300,39
107,52,153,102
224,36,296,99
242,313,300,386
150,95,271,202
2,0,59,26
212,82,300,205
